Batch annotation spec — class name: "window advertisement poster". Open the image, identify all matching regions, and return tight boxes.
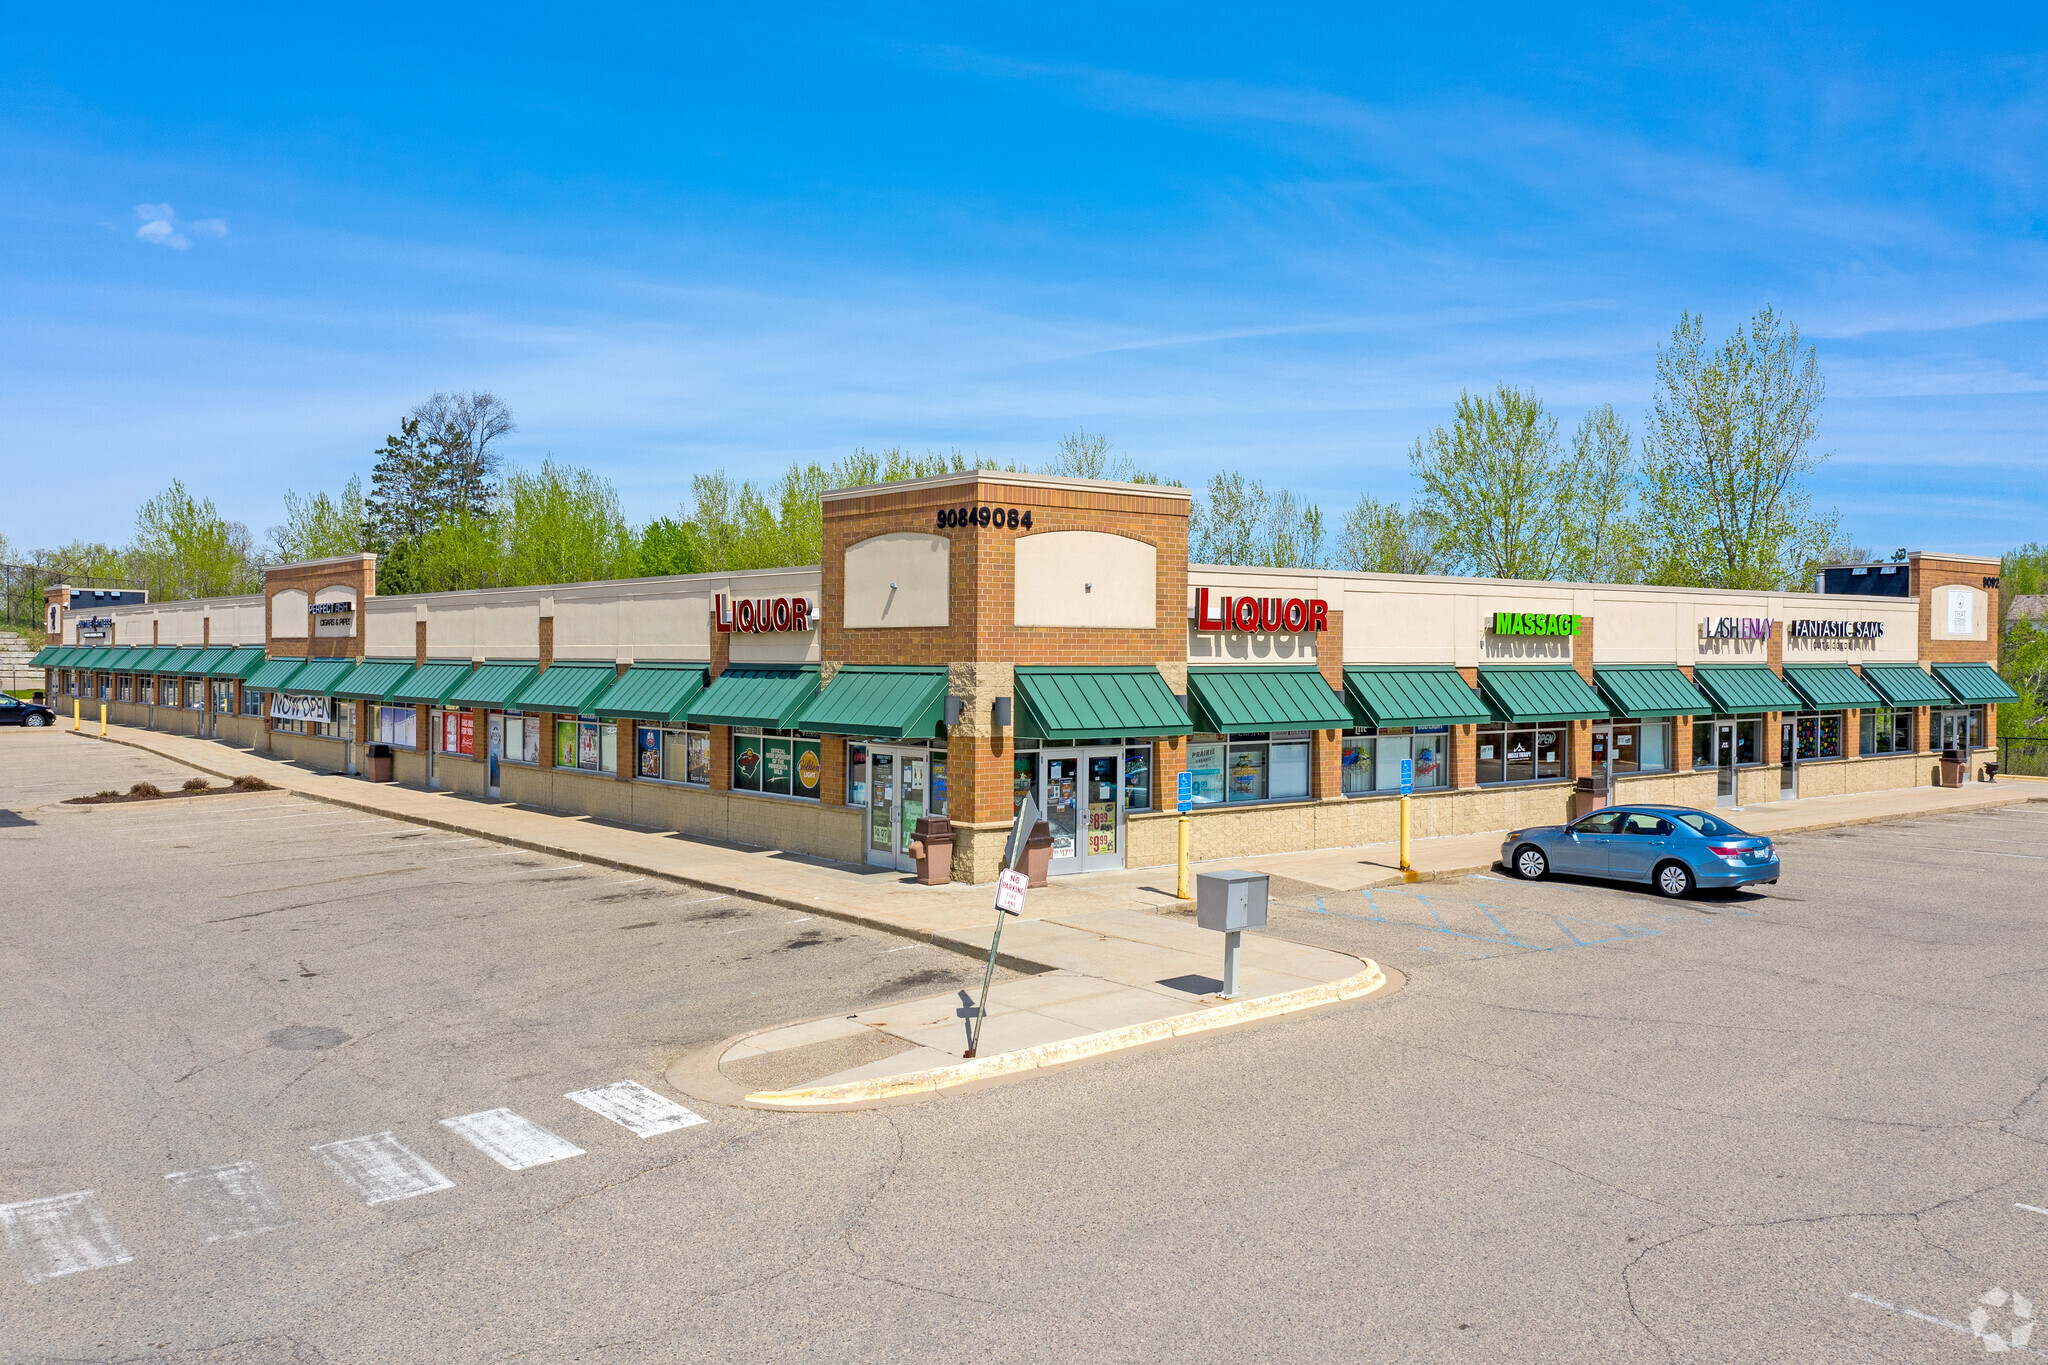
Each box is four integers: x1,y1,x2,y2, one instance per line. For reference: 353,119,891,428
733,734,763,791
1413,730,1444,785
459,712,474,756
556,719,577,768
578,719,600,770
685,730,710,785
1187,741,1225,805
795,739,821,796
638,726,661,777
849,744,869,807
762,736,794,795
1229,745,1268,801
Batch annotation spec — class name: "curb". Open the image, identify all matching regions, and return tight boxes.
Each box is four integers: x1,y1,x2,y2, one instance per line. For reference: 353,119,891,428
740,959,1391,1111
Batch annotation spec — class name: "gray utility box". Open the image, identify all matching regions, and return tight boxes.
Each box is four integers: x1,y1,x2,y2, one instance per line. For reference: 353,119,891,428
1196,870,1270,933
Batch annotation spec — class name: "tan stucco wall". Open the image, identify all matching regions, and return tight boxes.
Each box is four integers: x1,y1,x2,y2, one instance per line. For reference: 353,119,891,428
1736,766,1782,804
495,765,863,864
1014,530,1157,629
393,747,430,786
1612,769,1720,807
268,730,350,772
844,532,951,629
1791,753,1929,798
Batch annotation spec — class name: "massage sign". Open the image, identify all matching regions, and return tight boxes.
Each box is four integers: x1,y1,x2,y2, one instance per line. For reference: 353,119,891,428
1193,588,1331,634
715,593,815,633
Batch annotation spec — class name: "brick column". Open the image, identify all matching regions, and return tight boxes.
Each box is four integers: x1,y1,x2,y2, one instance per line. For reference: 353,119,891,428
538,616,554,671
708,609,729,681
471,708,488,763
1763,713,1782,767
1571,615,1595,684
1914,706,1932,752
820,736,847,806
538,714,556,768
710,726,731,791
1843,708,1860,757
1452,724,1478,788
1569,718,1592,780
1673,715,1694,769
1153,734,1187,810
1311,728,1343,798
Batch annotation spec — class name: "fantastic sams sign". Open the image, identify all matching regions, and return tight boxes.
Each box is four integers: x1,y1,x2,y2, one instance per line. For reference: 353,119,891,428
1193,588,1330,634
715,593,815,634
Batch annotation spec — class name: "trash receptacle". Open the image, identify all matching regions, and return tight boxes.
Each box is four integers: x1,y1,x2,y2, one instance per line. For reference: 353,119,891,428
365,742,394,783
909,815,953,885
1023,820,1052,887
1572,774,1610,819
1940,746,1965,788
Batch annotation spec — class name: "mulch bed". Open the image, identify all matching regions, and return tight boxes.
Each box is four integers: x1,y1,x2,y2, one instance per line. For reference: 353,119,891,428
66,778,278,805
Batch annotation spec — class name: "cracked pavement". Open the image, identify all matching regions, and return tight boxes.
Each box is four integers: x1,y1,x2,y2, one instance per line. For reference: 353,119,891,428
5,732,2048,1361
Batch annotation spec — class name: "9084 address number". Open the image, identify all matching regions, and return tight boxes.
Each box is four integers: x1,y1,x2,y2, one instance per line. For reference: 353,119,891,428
936,505,1032,530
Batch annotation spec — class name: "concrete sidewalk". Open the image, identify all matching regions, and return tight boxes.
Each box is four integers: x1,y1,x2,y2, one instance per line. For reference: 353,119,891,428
52,721,2045,1106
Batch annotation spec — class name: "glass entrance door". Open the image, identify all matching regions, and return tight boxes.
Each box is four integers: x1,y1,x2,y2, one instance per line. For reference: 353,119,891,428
1939,710,1973,780
1716,723,1736,804
1045,749,1124,875
865,747,927,872
1779,720,1796,800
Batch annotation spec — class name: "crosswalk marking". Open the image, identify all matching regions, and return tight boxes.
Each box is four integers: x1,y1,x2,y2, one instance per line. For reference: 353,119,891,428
0,1191,133,1284
440,1109,586,1171
564,1080,706,1137
165,1161,289,1242
311,1132,454,1205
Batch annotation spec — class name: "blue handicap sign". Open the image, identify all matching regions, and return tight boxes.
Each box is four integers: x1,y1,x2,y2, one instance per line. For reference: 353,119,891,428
1176,770,1193,813
1400,757,1412,796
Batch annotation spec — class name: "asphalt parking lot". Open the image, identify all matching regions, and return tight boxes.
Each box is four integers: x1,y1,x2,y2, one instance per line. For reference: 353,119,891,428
6,729,2048,1363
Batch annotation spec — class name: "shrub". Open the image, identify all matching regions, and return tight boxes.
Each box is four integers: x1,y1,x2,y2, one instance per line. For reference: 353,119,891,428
129,782,161,797
94,790,120,800
230,775,276,791
182,777,209,792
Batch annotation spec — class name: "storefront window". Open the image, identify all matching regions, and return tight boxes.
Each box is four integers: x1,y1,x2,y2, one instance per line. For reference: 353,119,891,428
1340,729,1449,794
142,676,157,706
241,687,263,717
1591,721,1672,774
848,742,868,805
642,724,710,785
1476,724,1567,785
930,752,948,818
437,709,474,756
1123,745,1152,811
1187,733,1310,804
212,681,233,715
1692,716,1761,767
1011,749,1036,815
548,716,619,773
731,729,822,801
1794,712,1843,760
184,679,203,710
1860,707,1912,755
376,705,419,748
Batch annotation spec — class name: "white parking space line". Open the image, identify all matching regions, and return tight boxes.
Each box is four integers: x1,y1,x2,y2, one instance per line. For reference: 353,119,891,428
218,837,476,867
311,1133,455,1205
725,916,813,935
138,819,378,845
2016,1203,2048,1217
164,1161,289,1242
440,1109,586,1170
564,1080,707,1137
0,1191,134,1284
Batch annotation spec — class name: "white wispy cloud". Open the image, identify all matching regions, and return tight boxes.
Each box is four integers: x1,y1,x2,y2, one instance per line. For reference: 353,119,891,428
132,203,229,249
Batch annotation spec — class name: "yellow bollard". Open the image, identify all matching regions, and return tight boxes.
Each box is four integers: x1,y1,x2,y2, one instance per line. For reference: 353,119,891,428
1399,793,1414,881
1176,814,1192,899
73,698,80,731
100,702,108,736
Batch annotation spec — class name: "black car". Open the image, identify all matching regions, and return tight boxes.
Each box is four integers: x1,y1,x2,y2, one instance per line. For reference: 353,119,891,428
0,695,56,727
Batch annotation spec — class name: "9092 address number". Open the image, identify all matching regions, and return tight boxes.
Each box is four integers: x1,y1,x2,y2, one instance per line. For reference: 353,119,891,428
936,505,1032,530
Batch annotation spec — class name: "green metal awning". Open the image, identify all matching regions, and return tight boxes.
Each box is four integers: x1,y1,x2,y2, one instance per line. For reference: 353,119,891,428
1013,666,1192,741
1933,662,2022,704
209,646,267,679
29,645,62,667
508,662,618,714
1861,663,1953,707
388,660,474,705
242,656,307,691
1782,663,1883,710
1342,666,1492,727
1593,665,1712,718
110,647,152,672
793,666,948,739
131,646,176,673
1187,666,1351,733
157,647,205,677
1476,666,1611,722
445,661,540,709
330,658,418,701
1691,664,1803,715
691,666,821,730
71,647,114,670
185,646,234,677
283,658,358,696
93,647,133,671
589,664,709,724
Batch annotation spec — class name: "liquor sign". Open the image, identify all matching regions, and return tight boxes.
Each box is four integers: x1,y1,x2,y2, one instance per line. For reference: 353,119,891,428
715,594,814,634
1490,612,1581,637
1193,588,1330,634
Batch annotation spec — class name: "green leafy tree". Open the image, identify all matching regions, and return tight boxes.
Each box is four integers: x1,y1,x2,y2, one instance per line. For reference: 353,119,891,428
1638,308,1841,589
408,512,505,594
1408,385,1574,579
414,391,515,520
1333,495,1442,574
268,475,369,563
365,417,448,593
129,480,261,599
499,462,637,587
637,516,707,577
1558,404,1644,584
1189,471,1327,568
2000,543,2048,740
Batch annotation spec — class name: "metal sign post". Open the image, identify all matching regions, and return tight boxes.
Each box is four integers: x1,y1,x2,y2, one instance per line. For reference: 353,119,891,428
1175,770,1193,899
965,793,1039,1059
1398,757,1414,879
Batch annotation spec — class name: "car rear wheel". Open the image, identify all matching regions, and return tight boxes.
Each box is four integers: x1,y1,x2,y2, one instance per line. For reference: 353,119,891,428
1514,845,1548,880
25,714,45,727
1654,861,1694,899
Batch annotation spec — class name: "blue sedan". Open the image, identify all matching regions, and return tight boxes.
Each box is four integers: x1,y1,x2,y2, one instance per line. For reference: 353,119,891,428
1499,805,1780,898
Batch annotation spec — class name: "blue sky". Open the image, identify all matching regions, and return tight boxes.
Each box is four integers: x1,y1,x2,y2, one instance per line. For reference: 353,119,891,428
5,4,2046,558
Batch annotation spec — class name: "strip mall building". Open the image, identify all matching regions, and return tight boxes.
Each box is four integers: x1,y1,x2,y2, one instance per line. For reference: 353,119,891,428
34,472,2017,882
